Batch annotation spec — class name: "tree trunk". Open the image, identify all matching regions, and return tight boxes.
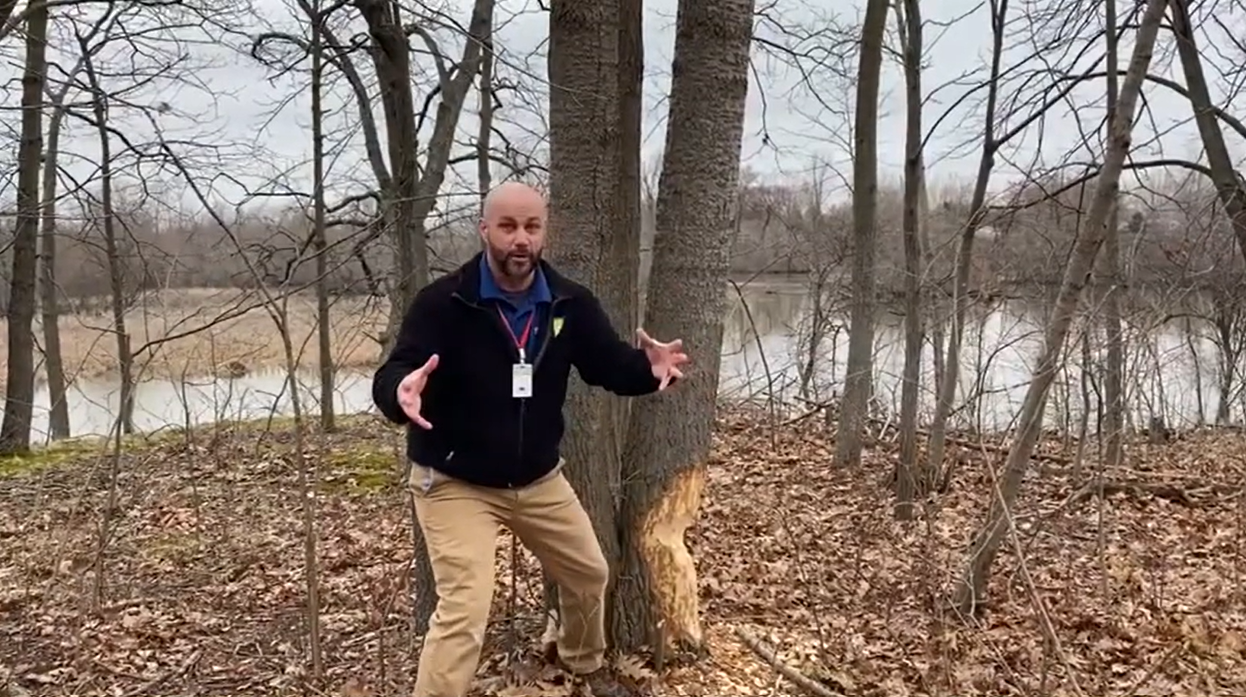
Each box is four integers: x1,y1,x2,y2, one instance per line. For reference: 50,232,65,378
40,98,70,440
612,0,755,655
1166,0,1246,270
895,0,923,519
0,0,48,455
953,0,1166,615
311,3,334,433
353,0,493,633
1098,0,1124,469
924,0,1009,481
544,0,633,642
81,32,134,436
833,0,889,468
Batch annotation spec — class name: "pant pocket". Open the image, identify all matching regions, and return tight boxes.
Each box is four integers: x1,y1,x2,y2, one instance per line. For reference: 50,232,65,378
407,462,443,495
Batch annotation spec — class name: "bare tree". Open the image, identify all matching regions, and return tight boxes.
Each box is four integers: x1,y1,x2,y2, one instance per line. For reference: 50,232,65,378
834,0,889,468
0,0,48,455
894,0,923,519
613,0,756,655
78,28,135,435
310,0,333,433
954,0,1168,615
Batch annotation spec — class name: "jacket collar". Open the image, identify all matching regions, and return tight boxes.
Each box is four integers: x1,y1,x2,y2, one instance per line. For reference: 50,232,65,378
453,251,574,305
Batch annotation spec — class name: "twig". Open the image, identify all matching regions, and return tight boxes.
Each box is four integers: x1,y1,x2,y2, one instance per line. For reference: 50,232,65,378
733,627,845,697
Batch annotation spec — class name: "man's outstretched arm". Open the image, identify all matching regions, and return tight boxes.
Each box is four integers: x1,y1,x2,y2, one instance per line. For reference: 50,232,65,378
373,288,443,424
570,292,663,397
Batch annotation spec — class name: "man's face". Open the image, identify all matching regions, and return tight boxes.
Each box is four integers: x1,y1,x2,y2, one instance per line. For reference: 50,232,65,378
480,190,546,281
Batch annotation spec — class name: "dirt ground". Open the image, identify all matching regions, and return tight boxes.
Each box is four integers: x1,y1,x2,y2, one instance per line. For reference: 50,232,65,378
0,288,388,388
0,407,1243,696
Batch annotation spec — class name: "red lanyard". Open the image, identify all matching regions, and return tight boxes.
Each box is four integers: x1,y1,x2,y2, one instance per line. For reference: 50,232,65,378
498,307,536,361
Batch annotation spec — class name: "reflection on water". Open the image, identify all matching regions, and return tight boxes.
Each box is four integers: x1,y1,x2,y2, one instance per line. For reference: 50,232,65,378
4,276,1232,441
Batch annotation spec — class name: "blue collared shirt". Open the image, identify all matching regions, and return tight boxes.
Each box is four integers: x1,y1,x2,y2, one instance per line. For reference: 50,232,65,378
479,254,552,361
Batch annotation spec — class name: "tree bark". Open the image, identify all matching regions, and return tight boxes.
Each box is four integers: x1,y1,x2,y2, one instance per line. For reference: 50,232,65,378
833,0,889,468
1097,0,1125,469
1166,0,1246,269
311,2,334,433
0,0,48,455
613,0,755,654
953,0,1167,615
895,0,924,519
40,97,70,440
544,0,626,643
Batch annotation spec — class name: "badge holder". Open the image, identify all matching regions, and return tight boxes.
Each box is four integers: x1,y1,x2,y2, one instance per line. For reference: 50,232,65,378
513,348,533,398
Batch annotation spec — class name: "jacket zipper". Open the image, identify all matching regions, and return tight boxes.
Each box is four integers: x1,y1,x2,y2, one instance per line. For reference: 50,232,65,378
454,292,564,487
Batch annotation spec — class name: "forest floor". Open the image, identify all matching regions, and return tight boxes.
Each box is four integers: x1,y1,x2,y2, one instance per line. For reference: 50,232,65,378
0,406,1243,697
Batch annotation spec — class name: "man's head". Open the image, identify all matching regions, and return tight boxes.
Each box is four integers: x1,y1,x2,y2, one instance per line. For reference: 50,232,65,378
480,182,547,287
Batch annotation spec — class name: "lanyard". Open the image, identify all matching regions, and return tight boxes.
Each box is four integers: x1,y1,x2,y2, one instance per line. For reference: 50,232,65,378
498,306,536,362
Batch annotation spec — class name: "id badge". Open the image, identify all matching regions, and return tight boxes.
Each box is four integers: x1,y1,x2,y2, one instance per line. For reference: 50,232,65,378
512,363,534,398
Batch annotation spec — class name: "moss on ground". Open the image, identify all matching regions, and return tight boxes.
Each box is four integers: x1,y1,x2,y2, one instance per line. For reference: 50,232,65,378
321,445,400,493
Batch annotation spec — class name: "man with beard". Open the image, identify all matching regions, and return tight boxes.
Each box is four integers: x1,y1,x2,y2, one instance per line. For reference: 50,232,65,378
372,181,689,697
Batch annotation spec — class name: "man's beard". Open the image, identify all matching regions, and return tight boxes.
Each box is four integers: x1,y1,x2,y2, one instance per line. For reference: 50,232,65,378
488,246,539,280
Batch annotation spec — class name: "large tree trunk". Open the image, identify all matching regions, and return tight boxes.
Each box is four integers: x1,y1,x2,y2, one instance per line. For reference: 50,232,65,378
40,99,70,441
544,0,627,640
894,0,924,520
953,0,1167,615
81,34,134,436
612,0,755,655
0,0,48,455
833,0,889,468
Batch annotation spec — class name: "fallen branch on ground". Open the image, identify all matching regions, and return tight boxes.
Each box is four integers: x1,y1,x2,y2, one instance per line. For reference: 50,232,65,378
734,627,845,697
1065,479,1240,507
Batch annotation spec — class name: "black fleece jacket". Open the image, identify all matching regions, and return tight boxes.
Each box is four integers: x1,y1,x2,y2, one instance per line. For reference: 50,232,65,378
371,253,662,488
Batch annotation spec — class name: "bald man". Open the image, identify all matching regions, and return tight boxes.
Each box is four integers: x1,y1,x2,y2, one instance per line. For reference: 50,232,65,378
372,182,689,697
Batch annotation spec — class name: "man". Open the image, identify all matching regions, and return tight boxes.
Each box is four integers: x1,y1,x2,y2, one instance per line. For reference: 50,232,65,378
371,181,690,697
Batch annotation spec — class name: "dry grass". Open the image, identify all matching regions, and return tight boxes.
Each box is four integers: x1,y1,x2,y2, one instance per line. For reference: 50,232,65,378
0,288,389,389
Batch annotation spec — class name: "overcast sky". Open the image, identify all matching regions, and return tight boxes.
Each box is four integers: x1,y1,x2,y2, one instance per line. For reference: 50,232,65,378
0,0,1242,218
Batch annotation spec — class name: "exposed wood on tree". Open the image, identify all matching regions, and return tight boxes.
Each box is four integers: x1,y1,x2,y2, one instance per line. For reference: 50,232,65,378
613,0,756,653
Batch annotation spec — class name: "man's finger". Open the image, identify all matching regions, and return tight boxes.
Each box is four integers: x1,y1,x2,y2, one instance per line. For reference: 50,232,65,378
413,414,434,429
635,328,655,347
420,353,440,374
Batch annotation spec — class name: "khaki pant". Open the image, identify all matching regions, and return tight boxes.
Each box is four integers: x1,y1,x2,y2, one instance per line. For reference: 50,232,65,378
407,461,609,697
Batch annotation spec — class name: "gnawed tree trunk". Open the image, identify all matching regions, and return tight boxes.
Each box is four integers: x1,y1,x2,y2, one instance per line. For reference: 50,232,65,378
953,0,1166,615
894,0,923,520
40,91,70,440
0,0,48,455
544,0,627,639
833,0,888,468
613,0,755,654
80,32,134,435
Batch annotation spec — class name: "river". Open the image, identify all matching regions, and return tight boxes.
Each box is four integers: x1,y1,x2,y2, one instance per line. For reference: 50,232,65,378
10,277,1231,442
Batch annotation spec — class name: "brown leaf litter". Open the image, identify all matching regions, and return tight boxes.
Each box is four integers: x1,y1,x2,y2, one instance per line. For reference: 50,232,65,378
0,408,1243,696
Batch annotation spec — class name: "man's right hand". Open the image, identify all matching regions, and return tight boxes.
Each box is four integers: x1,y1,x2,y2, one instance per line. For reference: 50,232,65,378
397,354,439,429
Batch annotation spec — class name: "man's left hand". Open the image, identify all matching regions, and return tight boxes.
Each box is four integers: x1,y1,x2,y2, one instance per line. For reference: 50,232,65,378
636,328,690,391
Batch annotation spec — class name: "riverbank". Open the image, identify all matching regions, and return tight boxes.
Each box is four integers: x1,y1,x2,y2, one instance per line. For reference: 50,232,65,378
0,408,1243,696
0,288,388,391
